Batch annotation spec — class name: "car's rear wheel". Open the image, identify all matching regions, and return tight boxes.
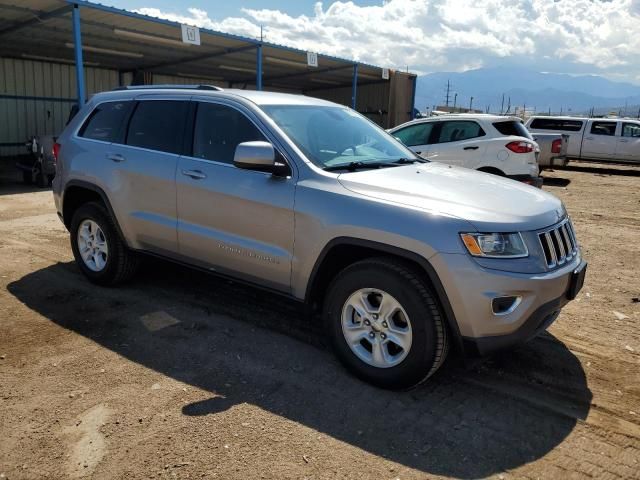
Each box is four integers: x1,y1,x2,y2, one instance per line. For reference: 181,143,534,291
70,202,139,285
22,170,33,185
324,258,448,389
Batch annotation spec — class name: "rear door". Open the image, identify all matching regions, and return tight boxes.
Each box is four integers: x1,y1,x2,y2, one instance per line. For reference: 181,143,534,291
616,122,640,162
581,120,618,160
426,120,488,167
106,97,189,253
391,121,435,159
176,99,296,292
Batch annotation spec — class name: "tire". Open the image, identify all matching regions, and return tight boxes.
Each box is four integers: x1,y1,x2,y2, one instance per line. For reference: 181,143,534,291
35,160,48,188
324,257,449,389
70,202,139,286
477,167,505,176
22,170,33,185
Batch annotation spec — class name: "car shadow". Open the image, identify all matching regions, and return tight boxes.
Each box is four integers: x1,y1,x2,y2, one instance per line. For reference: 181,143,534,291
561,163,640,177
7,260,592,478
0,168,51,195
542,176,571,187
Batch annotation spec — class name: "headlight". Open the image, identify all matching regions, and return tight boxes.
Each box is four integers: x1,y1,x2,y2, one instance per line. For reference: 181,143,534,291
460,232,528,258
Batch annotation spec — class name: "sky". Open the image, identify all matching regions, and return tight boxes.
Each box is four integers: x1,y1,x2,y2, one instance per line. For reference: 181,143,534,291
105,0,640,85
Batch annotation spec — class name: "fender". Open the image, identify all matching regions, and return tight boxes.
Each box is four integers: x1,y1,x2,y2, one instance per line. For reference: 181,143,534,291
306,237,464,352
62,180,128,244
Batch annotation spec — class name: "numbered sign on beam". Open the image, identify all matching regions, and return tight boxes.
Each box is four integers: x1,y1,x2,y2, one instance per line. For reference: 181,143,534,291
307,51,318,68
181,24,201,45
382,68,390,80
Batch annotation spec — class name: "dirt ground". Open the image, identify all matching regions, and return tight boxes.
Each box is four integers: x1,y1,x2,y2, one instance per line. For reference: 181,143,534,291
0,161,639,479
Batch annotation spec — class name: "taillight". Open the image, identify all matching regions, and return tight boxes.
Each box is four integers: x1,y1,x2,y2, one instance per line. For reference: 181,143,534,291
551,138,562,154
505,141,535,154
53,142,61,162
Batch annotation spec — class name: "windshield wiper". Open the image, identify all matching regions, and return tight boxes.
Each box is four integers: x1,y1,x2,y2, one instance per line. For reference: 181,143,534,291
323,161,401,172
392,157,427,164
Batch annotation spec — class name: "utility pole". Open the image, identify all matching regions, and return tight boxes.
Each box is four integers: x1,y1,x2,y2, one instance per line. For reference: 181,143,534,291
453,93,457,112
469,96,474,112
486,105,490,114
500,93,505,114
506,96,511,114
445,80,451,107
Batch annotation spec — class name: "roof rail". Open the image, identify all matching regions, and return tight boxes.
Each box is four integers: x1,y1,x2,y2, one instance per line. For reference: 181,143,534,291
113,84,223,91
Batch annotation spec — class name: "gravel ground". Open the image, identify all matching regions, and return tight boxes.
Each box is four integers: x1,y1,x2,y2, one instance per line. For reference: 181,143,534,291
0,161,638,479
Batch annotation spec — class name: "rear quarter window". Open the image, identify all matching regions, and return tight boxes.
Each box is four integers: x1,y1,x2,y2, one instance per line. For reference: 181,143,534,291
78,101,133,142
529,118,583,132
493,120,532,139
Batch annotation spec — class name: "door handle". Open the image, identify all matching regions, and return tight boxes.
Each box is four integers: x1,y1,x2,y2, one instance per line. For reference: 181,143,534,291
619,139,629,143
181,169,207,180
585,137,594,140
463,146,479,150
106,153,125,162
415,151,422,155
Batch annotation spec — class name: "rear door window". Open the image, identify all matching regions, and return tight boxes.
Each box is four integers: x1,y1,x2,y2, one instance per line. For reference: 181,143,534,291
393,122,434,146
529,118,583,131
78,101,133,143
192,102,267,165
590,121,616,136
125,100,189,154
436,121,485,143
493,120,532,139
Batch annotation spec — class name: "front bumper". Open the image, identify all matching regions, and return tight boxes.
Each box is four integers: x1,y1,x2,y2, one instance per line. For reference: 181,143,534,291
430,252,585,354
507,173,544,188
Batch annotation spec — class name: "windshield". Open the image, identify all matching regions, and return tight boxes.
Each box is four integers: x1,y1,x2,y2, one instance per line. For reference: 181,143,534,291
260,105,420,170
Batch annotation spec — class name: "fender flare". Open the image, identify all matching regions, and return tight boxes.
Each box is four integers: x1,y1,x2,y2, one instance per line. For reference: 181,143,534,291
306,237,463,351
63,180,127,242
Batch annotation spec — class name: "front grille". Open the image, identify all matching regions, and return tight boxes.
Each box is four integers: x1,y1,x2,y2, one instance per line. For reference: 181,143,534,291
538,218,579,268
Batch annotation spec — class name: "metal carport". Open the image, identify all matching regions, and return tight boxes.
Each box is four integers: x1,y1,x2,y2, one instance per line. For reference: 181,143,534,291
0,0,417,157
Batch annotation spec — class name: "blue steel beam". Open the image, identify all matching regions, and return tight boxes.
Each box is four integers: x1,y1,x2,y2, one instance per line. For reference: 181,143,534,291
410,75,417,119
351,64,358,110
256,44,263,91
65,1,385,71
72,4,86,106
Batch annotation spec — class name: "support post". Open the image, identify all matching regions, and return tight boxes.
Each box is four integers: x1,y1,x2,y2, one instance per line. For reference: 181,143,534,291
410,75,417,119
72,4,86,106
256,44,263,91
351,64,358,110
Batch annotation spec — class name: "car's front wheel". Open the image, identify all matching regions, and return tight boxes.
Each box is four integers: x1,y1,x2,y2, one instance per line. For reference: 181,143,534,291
70,202,139,285
324,258,448,389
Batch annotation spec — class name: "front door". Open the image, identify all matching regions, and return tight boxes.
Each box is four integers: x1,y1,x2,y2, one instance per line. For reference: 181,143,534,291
176,100,295,292
392,121,435,159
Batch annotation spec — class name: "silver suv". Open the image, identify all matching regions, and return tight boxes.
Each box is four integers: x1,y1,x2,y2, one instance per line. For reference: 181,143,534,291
52,85,587,389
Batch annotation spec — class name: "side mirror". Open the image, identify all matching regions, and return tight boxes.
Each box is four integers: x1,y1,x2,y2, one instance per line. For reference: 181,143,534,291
234,141,290,176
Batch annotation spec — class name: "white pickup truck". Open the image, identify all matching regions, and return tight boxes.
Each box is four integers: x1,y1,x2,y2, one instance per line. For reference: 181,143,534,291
526,116,640,164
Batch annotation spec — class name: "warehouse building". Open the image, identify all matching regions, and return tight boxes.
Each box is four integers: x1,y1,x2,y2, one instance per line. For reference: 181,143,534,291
0,0,417,158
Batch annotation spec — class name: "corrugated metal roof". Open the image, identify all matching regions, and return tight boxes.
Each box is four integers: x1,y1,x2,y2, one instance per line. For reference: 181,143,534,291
0,0,410,91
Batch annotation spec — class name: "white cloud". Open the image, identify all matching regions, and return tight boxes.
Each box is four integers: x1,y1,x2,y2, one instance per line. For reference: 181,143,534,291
135,0,640,83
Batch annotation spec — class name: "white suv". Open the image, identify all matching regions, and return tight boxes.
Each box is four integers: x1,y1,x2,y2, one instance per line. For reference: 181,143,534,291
389,114,542,187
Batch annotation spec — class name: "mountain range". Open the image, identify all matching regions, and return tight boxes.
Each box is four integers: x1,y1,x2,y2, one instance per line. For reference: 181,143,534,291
414,67,640,116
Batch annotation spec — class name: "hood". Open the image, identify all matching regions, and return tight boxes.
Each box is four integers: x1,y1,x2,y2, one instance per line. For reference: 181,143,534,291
338,162,564,232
